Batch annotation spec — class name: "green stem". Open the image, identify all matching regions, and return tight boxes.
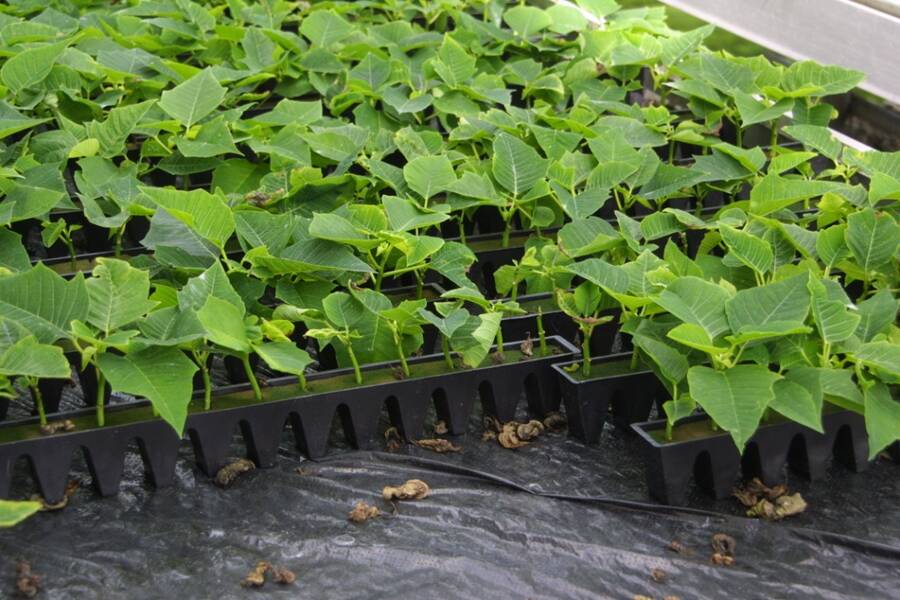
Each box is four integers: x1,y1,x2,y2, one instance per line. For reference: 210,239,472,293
769,120,779,154
457,215,466,245
298,371,308,392
242,353,262,400
30,381,47,427
495,320,505,359
580,327,592,378
96,369,106,427
536,308,547,356
346,342,363,385
113,227,124,258
66,239,77,273
630,347,639,371
441,335,454,370
395,331,410,377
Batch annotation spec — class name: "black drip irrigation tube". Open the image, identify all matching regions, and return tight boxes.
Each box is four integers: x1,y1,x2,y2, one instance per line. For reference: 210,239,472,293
325,451,900,562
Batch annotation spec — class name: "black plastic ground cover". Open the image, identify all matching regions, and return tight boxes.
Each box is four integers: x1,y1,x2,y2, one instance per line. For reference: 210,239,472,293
0,396,897,599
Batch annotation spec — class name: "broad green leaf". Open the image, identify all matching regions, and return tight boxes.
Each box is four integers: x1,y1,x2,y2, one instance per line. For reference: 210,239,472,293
300,10,353,47
655,276,731,338
852,342,900,378
0,164,68,225
450,312,501,368
349,53,391,90
322,291,366,329
254,341,314,378
138,307,205,346
381,87,433,114
98,347,197,436
0,265,88,343
175,117,239,158
632,332,689,384
196,296,250,353
141,186,235,249
783,125,843,160
719,224,773,275
432,36,475,87
492,133,547,197
667,322,729,355
725,273,810,334
1,41,65,93
0,500,41,528
854,291,897,342
816,224,849,270
251,99,322,127
770,378,823,433
383,195,449,231
687,364,780,451
403,155,456,201
808,276,860,344
0,102,50,140
158,69,226,128
0,228,29,272
0,335,69,379
86,259,155,334
845,208,900,274
864,382,900,459
558,217,620,257
563,258,630,295
733,92,792,126
418,307,469,339
749,174,836,216
503,6,552,36
781,61,864,97
177,262,244,313
86,100,155,157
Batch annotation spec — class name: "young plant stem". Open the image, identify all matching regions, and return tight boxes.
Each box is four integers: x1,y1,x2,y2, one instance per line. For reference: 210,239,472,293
457,215,466,245
241,353,262,400
441,335,454,370
298,371,308,392
394,331,410,377
769,121,779,154
96,370,106,427
630,347,639,371
113,227,125,258
346,343,363,385
29,381,47,427
192,350,211,410
65,238,77,273
580,324,594,377
536,308,547,356
495,321,505,360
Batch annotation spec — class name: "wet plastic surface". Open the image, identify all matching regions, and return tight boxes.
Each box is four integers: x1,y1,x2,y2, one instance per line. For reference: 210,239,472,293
1,391,898,599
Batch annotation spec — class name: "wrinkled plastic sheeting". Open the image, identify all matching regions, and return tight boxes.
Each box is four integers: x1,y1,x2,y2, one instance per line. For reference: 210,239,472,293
0,401,898,599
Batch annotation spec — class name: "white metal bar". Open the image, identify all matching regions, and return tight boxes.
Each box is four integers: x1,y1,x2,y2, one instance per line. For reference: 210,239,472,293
659,0,900,106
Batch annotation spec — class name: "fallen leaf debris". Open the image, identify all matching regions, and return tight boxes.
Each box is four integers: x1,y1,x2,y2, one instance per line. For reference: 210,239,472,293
215,458,256,488
241,561,295,588
433,420,448,435
15,561,40,598
31,480,79,511
414,438,461,453
383,426,403,452
734,478,807,521
650,567,667,583
348,501,381,523
542,411,567,432
382,479,429,501
710,533,736,567
39,419,76,436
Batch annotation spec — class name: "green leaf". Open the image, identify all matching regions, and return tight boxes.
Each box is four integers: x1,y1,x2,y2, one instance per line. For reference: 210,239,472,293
808,276,860,344
733,92,792,126
687,364,780,451
322,291,366,329
492,132,547,197
719,224,773,275
250,99,322,127
196,296,250,353
138,307,205,346
86,100,155,157
852,342,900,378
86,258,156,334
0,500,41,528
0,102,50,140
770,378,823,433
503,6,552,36
300,10,353,47
432,36,475,87
403,155,456,201
158,69,226,129
0,164,68,225
563,258,630,295
450,312,501,368
725,274,810,335
0,335,70,379
253,341,314,378
845,208,900,274
98,347,197,436
749,174,836,216
141,186,235,249
177,262,244,313
0,264,88,343
175,117,239,158
667,322,729,355
0,228,29,272
864,382,900,459
655,276,731,338
382,195,449,231
783,125,843,161
781,61,864,97
854,291,897,342
816,224,849,270
1,41,66,93
381,87,433,114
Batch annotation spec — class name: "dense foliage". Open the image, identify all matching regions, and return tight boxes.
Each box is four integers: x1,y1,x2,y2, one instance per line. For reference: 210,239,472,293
0,0,897,458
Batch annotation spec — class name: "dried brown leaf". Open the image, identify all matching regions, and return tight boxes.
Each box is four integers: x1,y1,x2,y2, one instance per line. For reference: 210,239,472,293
269,565,296,585
667,540,692,556
515,420,544,441
241,561,269,588
711,533,736,556
650,567,667,583
348,501,381,523
384,426,402,452
415,439,461,453
520,334,533,358
32,480,79,511
542,411,567,432
215,458,255,488
39,419,76,436
15,561,40,598
383,479,430,501
433,420,448,435
498,423,528,449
